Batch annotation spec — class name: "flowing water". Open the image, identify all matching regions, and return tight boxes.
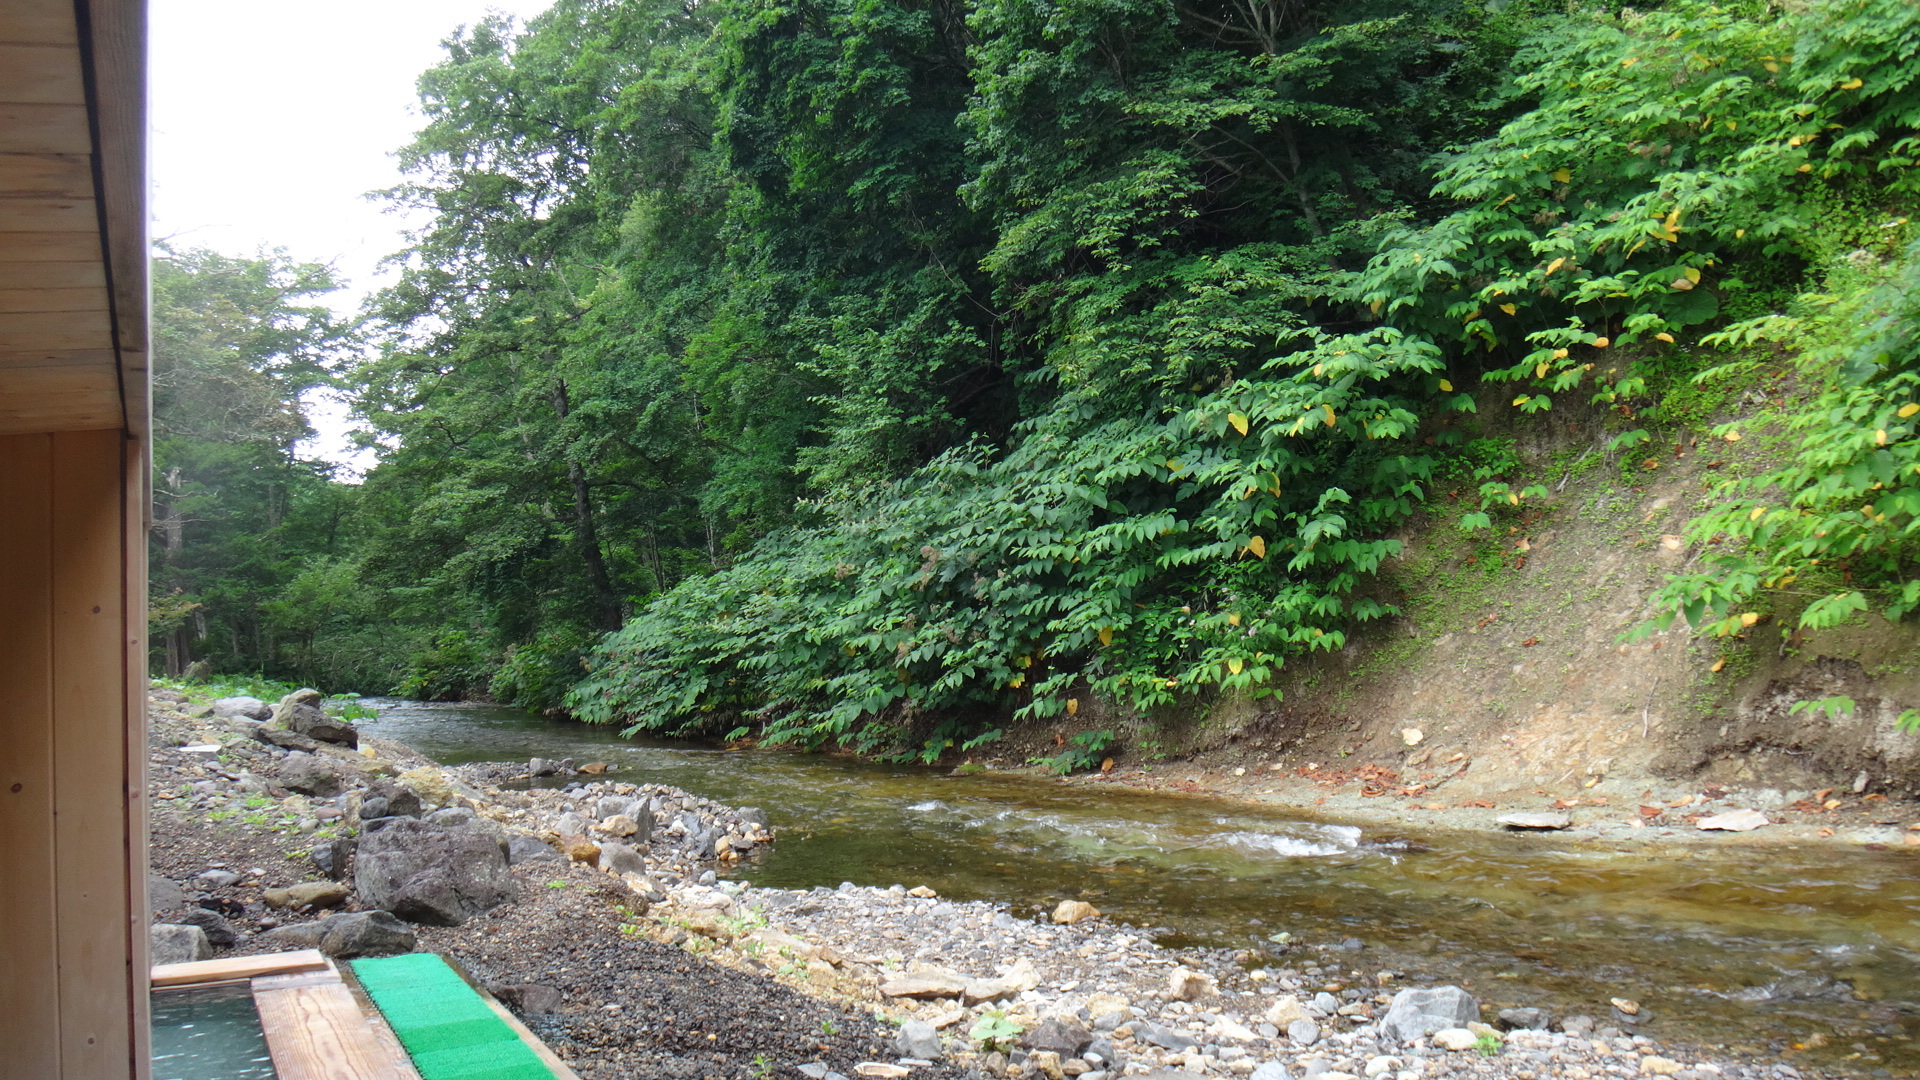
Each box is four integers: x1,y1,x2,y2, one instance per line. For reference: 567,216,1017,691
360,700,1920,1074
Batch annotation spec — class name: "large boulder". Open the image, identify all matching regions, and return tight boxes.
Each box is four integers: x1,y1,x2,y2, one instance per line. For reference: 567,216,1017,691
271,701,357,748
354,817,514,926
258,910,416,958
1380,986,1481,1045
150,923,212,965
211,696,271,721
277,752,342,797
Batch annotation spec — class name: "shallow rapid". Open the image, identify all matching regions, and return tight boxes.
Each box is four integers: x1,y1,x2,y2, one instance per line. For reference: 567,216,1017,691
359,699,1920,1073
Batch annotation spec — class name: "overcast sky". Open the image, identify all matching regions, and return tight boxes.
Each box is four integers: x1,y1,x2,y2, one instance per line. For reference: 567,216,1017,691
151,0,557,465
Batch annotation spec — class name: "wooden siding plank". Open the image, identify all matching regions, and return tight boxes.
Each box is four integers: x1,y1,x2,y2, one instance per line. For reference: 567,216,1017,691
0,44,84,105
0,401,122,435
0,104,91,154
0,285,107,313
0,153,92,199
0,434,61,1080
0,245,107,274
50,428,135,1079
0,311,112,351
119,430,150,1074
0,348,119,370
0,0,76,47
151,950,330,988
254,981,420,1080
0,197,98,232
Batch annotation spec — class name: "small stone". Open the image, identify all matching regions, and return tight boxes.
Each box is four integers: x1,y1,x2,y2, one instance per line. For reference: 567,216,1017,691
1379,986,1480,1045
908,885,937,898
1610,998,1640,1016
179,908,240,946
1053,899,1100,924
1021,1017,1093,1057
1497,1007,1550,1031
799,1066,830,1080
1696,809,1768,832
896,1018,942,1059
1641,1057,1684,1076
427,806,476,827
149,873,184,913
263,881,350,911
1364,1057,1400,1078
1250,1065,1293,1080
1027,1052,1065,1080
600,814,641,837
1288,1019,1320,1046
1496,812,1571,830
195,869,241,888
1431,1029,1478,1052
561,836,601,865
1168,966,1218,1001
578,761,609,774
491,983,563,1015
854,1065,910,1079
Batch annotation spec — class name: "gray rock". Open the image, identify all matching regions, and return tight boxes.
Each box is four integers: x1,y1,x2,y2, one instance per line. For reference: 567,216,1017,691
1251,1065,1294,1080
895,1018,942,1059
1380,986,1480,1045
150,923,213,965
149,873,184,913
492,983,563,1015
1497,1007,1550,1031
1496,812,1571,830
280,687,325,707
1135,1022,1200,1052
739,807,769,828
366,779,423,818
1021,1017,1093,1056
798,1066,829,1080
179,908,240,946
506,833,563,865
427,806,476,828
258,910,416,958
253,724,319,752
271,701,357,748
358,796,392,821
595,795,631,819
312,837,355,879
1288,1019,1320,1046
528,757,559,777
1092,1010,1128,1032
195,869,241,888
555,812,592,835
1560,1014,1596,1037
354,817,514,926
211,696,272,721
598,841,645,877
278,752,342,797
1313,991,1339,1014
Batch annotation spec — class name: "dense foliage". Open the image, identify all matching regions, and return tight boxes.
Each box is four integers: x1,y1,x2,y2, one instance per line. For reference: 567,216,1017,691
159,0,1920,754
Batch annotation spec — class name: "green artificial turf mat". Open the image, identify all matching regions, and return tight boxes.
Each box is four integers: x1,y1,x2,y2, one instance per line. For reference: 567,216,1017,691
350,954,556,1080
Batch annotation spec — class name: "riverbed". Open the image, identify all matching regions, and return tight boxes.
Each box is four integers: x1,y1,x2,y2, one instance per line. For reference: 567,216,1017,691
358,699,1920,1074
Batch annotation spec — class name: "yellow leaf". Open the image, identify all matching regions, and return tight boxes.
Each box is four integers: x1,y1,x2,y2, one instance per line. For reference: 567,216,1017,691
1228,412,1249,436
1508,491,1521,505
1227,658,1244,675
1228,613,1241,626
1552,348,1569,360
1499,303,1517,316
1796,163,1813,173
1592,336,1611,348
1370,299,1382,314
1898,403,1919,418
1788,136,1802,147
1876,429,1888,445
1664,209,1681,231
1553,168,1571,183
1685,266,1702,283
1536,362,1551,379
1439,378,1454,392
1653,332,1674,343
1622,57,1637,67
1764,61,1779,73
1841,77,1863,90
1724,430,1742,442
1546,257,1565,275
1735,228,1747,238
1323,404,1335,427
1497,194,1516,208
1710,657,1726,673
1098,627,1113,646
1750,506,1766,521
1673,277,1695,291
1066,698,1078,716
1740,612,1760,627
1009,674,1024,689
1248,536,1267,558
1627,238,1648,256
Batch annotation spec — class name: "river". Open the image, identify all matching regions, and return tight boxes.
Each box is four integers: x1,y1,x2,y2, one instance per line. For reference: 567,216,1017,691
358,698,1920,1074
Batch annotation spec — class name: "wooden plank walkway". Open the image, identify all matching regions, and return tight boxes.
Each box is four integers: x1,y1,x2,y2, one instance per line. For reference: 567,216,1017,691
251,969,421,1080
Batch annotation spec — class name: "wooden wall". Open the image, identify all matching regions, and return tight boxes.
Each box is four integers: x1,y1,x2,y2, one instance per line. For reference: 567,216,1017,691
0,428,150,1080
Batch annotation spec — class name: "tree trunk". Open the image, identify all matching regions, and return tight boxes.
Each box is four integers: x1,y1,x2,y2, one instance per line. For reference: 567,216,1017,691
551,378,623,630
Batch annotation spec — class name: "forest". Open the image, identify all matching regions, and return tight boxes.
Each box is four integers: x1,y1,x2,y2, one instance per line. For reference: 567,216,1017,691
151,0,1920,761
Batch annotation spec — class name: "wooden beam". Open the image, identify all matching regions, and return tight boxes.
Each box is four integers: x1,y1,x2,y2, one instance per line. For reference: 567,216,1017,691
0,311,112,351
0,103,91,154
254,979,423,1080
0,433,60,1080
0,197,97,232
0,44,85,105
89,0,148,437
151,950,330,989
0,286,109,314
0,259,104,287
0,154,93,199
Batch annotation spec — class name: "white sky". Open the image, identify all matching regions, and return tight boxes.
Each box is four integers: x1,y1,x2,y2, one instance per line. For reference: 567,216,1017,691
151,0,557,467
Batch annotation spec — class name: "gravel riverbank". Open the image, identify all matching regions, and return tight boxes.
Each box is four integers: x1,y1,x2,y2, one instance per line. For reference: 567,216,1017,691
146,690,1858,1080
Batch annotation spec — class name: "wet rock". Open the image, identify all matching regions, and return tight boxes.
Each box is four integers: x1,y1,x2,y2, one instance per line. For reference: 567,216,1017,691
179,908,240,947
492,983,563,1015
528,757,560,777
506,833,562,865
354,817,514,926
272,702,357,748
277,752,342,797
895,1018,942,1059
1497,812,1571,830
1697,809,1768,832
1497,1007,1551,1031
1380,986,1480,1045
150,923,213,965
1020,1017,1093,1057
1052,899,1100,925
